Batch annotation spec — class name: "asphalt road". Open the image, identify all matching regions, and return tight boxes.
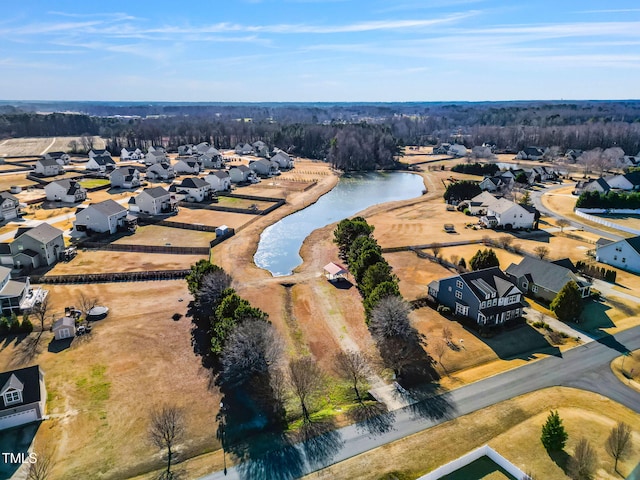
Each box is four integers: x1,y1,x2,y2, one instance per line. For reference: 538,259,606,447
201,326,640,480
530,183,624,241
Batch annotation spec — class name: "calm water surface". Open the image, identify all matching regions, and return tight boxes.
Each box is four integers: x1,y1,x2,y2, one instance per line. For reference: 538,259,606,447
254,172,425,276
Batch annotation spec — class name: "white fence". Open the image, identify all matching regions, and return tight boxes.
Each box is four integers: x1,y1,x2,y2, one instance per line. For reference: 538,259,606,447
417,445,527,480
574,208,640,235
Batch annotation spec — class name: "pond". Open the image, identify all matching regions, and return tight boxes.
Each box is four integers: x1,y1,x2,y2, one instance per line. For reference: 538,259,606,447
254,171,425,276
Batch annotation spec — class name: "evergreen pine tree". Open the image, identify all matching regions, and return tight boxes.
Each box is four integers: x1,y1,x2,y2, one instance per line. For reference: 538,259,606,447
550,281,584,322
541,410,568,451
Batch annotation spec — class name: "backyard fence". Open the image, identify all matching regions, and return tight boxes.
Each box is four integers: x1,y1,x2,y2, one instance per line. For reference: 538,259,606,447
136,216,218,232
32,269,192,284
79,242,210,255
575,208,640,235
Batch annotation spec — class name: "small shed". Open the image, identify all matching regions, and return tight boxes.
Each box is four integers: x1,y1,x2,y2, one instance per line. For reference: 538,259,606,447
216,225,230,238
52,317,76,340
324,262,348,282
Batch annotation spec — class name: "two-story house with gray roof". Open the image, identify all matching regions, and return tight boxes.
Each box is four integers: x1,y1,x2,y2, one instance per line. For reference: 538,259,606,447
428,267,526,329
129,187,177,215
171,177,211,203
110,167,141,189
6,223,64,270
44,179,87,203
505,256,591,303
596,235,640,274
0,365,46,431
0,192,21,221
74,199,134,234
34,158,62,177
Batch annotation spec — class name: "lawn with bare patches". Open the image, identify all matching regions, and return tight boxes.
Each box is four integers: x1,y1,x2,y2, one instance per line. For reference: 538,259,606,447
113,224,215,247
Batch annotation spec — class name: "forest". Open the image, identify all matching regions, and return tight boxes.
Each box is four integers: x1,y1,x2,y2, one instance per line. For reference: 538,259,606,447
2,100,640,170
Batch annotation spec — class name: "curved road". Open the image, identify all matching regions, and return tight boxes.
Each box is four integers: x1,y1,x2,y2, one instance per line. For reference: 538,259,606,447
530,183,624,241
201,326,640,480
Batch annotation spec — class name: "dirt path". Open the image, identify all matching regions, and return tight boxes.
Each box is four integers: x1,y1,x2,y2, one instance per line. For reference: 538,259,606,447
40,137,56,155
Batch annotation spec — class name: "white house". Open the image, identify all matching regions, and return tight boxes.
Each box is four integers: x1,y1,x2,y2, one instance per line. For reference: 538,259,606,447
467,191,502,215
595,236,640,274
129,187,177,215
73,199,131,234
110,167,141,188
34,158,62,177
448,144,467,157
0,266,37,313
88,149,110,159
480,197,537,230
174,158,201,175
235,143,253,155
249,159,279,177
45,179,87,203
195,142,221,156
200,152,223,169
604,172,640,191
120,148,143,161
271,151,293,169
172,177,211,202
229,165,254,183
516,147,546,160
204,170,231,192
147,145,165,154
146,163,175,181
86,154,116,172
0,192,21,221
0,365,46,431
145,150,167,165
43,151,70,165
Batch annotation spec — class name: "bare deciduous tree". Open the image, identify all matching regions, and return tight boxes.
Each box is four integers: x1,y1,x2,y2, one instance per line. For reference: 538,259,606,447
288,357,324,423
369,296,413,340
77,292,99,315
32,297,51,331
432,338,447,367
449,254,459,268
556,219,571,233
606,422,633,473
534,246,550,260
26,448,53,480
442,326,453,345
148,405,185,479
568,437,598,480
334,350,370,404
499,235,514,249
221,319,283,387
431,243,442,261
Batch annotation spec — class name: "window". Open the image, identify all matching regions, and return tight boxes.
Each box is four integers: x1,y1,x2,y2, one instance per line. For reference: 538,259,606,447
455,290,463,300
623,258,626,263
481,301,486,308
614,256,618,261
456,280,463,289
531,285,538,293
3,390,22,405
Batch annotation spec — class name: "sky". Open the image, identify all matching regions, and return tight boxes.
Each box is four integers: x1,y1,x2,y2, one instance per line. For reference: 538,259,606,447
1,0,639,102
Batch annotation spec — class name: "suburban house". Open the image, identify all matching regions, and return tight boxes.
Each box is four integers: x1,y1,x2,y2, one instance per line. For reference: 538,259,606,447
234,143,253,155
428,267,526,328
204,170,231,192
195,142,220,156
3,223,65,271
0,192,21,221
249,159,279,177
44,179,87,203
34,158,62,177
574,177,611,195
173,158,201,175
110,167,141,188
448,144,468,157
120,148,143,161
515,146,545,161
271,151,294,169
467,191,503,215
52,316,76,340
0,266,36,313
433,143,451,154
43,151,70,165
171,177,211,203
479,176,508,193
146,163,175,181
86,154,116,172
505,256,591,302
229,165,254,183
531,166,559,182
565,149,583,162
604,172,640,191
129,187,177,215
252,141,269,157
0,365,46,431
595,236,640,274
88,149,110,158
148,145,165,155
478,195,537,230
200,152,223,169
178,145,194,156
144,150,167,165
74,199,134,234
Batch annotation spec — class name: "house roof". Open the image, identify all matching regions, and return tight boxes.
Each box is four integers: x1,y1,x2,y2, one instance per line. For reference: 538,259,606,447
49,179,84,194
0,191,18,203
624,235,640,255
623,171,640,186
52,316,75,330
470,191,500,207
324,262,348,276
551,258,578,272
0,243,11,255
15,223,63,244
0,365,42,411
90,149,108,155
180,177,209,189
459,267,521,300
505,256,588,294
87,199,126,217
91,155,115,166
596,238,614,248
0,279,28,298
234,165,251,172
210,170,229,179
141,186,170,199
38,158,59,167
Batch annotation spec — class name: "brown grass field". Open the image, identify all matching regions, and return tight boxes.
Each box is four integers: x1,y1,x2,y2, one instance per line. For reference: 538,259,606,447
304,387,640,480
0,136,105,156
113,224,216,247
611,349,640,393
0,173,38,191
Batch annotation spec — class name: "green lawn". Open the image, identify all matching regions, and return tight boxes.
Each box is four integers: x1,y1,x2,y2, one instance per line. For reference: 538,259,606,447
79,178,111,189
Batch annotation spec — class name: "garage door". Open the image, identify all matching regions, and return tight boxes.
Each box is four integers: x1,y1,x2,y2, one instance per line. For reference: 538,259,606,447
0,409,38,430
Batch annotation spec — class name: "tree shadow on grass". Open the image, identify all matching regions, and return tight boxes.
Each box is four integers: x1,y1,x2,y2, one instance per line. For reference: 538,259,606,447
548,449,571,475
47,336,73,353
10,332,44,368
347,401,396,437
0,333,26,351
187,301,216,370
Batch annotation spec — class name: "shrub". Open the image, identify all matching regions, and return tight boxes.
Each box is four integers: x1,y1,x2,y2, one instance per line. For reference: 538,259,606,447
463,208,470,216
21,319,33,333
9,315,21,333
0,317,8,335
548,330,565,345
436,305,451,315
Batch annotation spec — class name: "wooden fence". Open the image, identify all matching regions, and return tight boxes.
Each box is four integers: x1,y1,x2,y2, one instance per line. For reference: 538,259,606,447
80,242,210,255
136,216,218,232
